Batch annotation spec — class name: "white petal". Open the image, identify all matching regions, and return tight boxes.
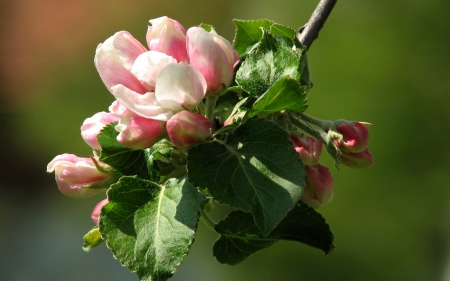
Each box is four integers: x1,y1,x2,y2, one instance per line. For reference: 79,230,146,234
111,85,173,121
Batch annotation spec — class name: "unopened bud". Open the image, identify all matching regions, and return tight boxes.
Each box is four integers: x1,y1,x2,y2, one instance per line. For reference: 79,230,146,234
166,111,213,148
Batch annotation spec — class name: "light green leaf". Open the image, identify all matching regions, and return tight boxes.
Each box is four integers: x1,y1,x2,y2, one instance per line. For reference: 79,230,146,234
235,30,301,98
232,19,273,57
248,77,307,117
82,226,104,252
270,23,296,47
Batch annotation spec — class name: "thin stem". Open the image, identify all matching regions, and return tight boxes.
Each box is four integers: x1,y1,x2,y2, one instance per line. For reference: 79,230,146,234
204,95,219,121
288,112,327,142
298,0,338,49
297,112,333,130
201,209,216,230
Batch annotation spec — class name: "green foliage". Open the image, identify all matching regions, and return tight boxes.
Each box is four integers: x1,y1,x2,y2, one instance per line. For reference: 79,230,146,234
99,176,205,281
235,30,302,98
187,118,305,236
85,18,334,281
82,226,104,252
98,123,151,179
248,77,308,117
233,19,273,57
213,202,334,265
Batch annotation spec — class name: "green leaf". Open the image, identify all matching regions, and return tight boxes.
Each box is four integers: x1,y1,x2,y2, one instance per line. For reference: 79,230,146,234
298,50,313,93
82,226,104,252
99,176,205,281
235,30,301,98
97,123,151,179
248,77,307,117
199,23,214,32
148,139,187,182
188,118,305,236
213,202,335,265
269,23,296,47
232,19,273,57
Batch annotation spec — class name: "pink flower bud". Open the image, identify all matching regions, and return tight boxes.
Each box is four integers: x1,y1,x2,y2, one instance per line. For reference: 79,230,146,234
91,198,109,225
166,111,213,148
338,148,374,169
114,108,166,149
334,122,369,153
81,112,119,150
46,154,112,198
146,16,189,63
95,31,148,94
291,134,322,166
186,27,240,94
301,164,334,208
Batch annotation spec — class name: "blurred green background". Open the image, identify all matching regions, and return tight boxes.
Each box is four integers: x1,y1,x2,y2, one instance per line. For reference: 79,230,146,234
1,0,449,280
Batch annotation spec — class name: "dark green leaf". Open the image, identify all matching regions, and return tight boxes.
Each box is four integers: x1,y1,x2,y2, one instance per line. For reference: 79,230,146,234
248,77,307,117
232,19,273,57
235,30,301,98
188,118,305,236
213,202,335,265
97,123,151,179
298,50,313,93
99,176,205,281
144,148,160,182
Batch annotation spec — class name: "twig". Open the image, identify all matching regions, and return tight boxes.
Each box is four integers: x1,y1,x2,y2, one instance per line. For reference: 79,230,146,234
298,0,338,49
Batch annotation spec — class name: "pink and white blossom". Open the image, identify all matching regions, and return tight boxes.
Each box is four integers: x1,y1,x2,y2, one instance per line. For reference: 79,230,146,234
81,112,119,150
91,198,109,225
154,63,207,111
166,110,213,148
47,154,113,198
146,16,189,63
114,109,166,149
186,27,240,94
95,31,148,94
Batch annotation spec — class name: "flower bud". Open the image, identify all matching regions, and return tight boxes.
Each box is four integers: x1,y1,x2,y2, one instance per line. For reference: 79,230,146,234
301,164,334,208
114,108,166,149
94,31,148,94
91,198,109,225
338,148,374,169
47,154,114,198
291,134,322,166
333,121,369,153
81,112,119,150
186,27,240,94
166,111,213,148
146,16,189,63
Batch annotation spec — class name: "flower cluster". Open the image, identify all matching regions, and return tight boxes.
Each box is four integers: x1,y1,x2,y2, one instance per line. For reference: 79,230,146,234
46,16,375,279
290,119,373,208
47,16,239,221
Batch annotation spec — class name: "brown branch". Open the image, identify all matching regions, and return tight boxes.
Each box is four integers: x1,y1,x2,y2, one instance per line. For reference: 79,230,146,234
298,0,338,49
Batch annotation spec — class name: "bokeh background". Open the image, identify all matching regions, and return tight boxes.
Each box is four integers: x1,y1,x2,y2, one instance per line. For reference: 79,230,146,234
1,0,449,280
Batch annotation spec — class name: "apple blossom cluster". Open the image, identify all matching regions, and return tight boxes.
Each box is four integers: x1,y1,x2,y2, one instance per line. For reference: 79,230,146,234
46,15,374,280
48,16,239,222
